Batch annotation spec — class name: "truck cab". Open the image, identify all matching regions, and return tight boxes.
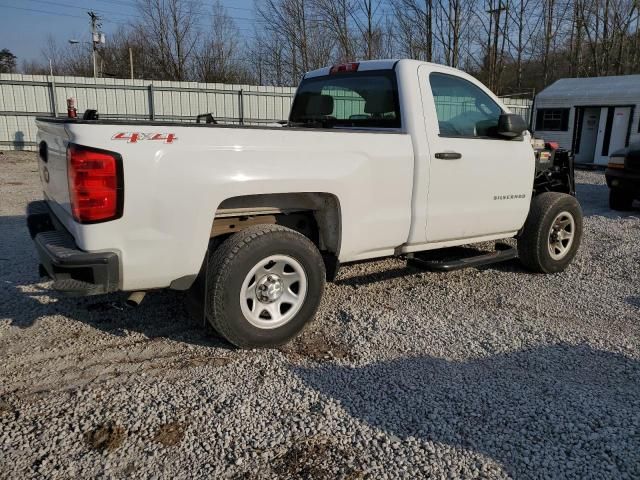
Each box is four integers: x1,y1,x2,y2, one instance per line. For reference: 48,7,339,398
292,60,536,247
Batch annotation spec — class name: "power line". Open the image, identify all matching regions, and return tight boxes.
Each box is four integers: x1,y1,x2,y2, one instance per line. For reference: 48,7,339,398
0,2,261,36
98,0,257,14
95,0,329,24
0,3,87,20
95,0,262,20
23,0,266,25
1,1,400,44
24,0,135,19
10,0,390,35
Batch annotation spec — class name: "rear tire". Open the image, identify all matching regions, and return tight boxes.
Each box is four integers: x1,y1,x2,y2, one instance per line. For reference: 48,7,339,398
609,188,635,211
206,224,325,348
517,192,583,273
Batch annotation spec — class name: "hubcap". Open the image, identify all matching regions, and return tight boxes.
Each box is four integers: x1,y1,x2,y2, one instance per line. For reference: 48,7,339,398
256,274,284,303
548,211,575,260
240,255,307,329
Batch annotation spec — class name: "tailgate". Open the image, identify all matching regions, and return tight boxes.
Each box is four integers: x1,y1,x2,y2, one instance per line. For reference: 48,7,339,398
35,119,74,225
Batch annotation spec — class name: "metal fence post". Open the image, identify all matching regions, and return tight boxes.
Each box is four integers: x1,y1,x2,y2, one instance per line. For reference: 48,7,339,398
239,89,244,125
148,84,155,120
49,80,58,118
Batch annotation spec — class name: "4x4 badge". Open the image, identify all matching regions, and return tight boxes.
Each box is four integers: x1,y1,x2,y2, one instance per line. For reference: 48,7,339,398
112,132,177,144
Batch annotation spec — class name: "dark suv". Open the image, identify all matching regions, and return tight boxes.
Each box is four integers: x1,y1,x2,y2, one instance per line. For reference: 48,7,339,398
605,142,640,211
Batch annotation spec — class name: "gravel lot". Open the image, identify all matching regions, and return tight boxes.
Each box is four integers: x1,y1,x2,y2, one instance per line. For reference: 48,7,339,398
1,150,639,479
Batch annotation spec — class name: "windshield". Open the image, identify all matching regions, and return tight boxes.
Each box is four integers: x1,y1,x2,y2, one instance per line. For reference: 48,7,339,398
289,70,401,129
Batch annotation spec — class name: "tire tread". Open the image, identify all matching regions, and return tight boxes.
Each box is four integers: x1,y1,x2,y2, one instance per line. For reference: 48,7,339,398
518,192,582,273
609,188,635,211
206,224,324,347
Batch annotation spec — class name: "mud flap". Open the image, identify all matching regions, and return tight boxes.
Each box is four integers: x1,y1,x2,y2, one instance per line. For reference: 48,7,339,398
185,248,210,326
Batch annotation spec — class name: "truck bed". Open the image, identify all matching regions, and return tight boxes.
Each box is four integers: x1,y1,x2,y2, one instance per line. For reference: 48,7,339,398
34,115,415,290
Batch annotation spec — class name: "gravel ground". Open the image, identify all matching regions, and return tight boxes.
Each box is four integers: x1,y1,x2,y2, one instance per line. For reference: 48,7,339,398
1,150,639,479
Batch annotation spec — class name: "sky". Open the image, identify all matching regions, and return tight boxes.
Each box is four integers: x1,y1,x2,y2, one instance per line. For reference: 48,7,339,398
0,0,257,67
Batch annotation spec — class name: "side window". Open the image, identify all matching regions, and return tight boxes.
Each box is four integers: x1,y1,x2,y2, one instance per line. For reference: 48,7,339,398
429,72,503,137
535,108,570,131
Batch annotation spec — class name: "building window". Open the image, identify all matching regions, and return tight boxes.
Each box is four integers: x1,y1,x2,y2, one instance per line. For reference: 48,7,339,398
536,108,570,131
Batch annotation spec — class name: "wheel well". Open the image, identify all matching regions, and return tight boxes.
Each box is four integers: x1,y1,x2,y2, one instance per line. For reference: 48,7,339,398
212,192,341,257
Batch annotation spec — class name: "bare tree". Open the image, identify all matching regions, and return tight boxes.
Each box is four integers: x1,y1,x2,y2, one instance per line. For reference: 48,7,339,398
350,0,385,59
251,31,288,85
257,0,333,84
432,0,474,67
392,0,434,61
96,27,142,78
42,34,93,77
313,0,355,60
196,1,252,83
508,0,542,87
135,0,200,80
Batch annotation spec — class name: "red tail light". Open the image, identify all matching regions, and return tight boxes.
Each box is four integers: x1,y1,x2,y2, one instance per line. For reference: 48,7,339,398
67,144,123,223
329,62,360,74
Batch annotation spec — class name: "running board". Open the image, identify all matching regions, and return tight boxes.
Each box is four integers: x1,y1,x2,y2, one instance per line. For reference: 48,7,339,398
407,244,518,272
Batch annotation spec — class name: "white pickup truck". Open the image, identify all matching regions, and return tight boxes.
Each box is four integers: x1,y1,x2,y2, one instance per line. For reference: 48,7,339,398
29,59,582,347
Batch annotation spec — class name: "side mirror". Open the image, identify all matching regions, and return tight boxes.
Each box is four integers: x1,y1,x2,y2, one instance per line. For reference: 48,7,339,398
497,113,527,138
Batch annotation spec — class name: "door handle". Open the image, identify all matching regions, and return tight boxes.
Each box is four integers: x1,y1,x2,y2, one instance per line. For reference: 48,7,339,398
435,152,462,160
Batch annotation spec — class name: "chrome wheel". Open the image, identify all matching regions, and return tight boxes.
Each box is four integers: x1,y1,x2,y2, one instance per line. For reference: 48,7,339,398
240,255,308,329
548,211,575,260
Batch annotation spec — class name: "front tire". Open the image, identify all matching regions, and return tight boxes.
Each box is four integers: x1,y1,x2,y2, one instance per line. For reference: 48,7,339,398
518,192,583,273
609,188,635,211
206,224,326,348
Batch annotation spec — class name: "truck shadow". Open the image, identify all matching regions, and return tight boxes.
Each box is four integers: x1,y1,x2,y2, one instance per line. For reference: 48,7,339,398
5,280,232,349
626,295,640,309
576,179,640,218
335,177,637,287
334,257,525,287
1,212,231,348
334,265,424,287
293,344,640,478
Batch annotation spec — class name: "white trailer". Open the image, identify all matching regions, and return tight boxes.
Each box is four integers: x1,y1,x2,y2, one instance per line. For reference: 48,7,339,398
533,75,640,166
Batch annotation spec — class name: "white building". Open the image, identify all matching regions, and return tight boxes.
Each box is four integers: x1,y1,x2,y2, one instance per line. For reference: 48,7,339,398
532,75,640,166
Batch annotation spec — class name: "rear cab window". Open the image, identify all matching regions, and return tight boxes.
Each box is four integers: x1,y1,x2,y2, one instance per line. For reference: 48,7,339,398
289,70,401,129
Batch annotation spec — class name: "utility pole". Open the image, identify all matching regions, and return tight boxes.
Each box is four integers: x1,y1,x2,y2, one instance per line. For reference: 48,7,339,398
486,0,506,91
129,47,134,80
88,11,101,78
425,0,433,62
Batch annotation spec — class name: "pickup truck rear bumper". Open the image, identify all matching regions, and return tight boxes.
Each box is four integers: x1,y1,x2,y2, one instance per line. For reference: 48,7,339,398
27,201,120,296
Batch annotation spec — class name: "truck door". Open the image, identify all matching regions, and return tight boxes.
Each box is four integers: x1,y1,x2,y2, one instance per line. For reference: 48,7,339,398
418,67,535,243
